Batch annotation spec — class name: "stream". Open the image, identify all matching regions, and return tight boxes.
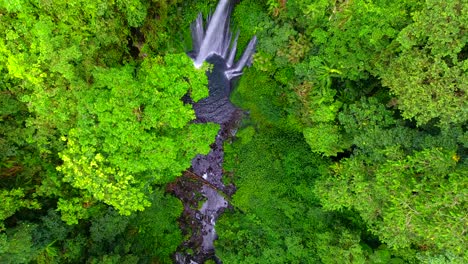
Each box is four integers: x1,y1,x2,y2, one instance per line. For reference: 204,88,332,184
168,1,257,263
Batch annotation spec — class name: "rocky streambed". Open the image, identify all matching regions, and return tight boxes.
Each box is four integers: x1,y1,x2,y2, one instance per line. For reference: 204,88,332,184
169,56,247,264
169,122,239,264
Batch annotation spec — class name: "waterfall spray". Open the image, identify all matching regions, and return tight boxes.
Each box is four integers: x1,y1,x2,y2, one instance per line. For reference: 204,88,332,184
191,0,257,79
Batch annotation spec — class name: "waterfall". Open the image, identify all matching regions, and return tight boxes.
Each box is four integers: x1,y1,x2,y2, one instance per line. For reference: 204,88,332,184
191,0,257,79
225,36,257,79
173,1,257,263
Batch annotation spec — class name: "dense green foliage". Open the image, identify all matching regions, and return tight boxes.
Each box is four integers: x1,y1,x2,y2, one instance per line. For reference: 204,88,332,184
56,56,217,220
0,0,215,262
0,190,182,263
217,128,409,263
1,0,467,263
219,0,467,263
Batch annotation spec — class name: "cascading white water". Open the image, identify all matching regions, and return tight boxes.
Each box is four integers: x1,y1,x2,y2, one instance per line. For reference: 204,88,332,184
193,0,230,68
225,36,257,79
191,0,257,79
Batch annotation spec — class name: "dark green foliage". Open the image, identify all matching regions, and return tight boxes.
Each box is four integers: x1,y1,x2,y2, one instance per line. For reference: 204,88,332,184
129,190,183,263
33,210,72,248
378,0,467,126
90,208,130,244
218,127,408,263
223,0,467,262
0,91,43,231
0,191,181,263
0,223,38,263
314,98,467,261
218,128,327,263
0,0,466,262
315,148,467,261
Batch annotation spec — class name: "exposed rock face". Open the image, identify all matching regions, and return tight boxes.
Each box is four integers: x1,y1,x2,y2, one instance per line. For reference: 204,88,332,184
192,56,239,125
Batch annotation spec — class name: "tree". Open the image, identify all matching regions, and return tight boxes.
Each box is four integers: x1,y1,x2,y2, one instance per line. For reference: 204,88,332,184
378,0,468,127
1,0,218,223
57,55,218,219
314,98,468,261
0,0,219,262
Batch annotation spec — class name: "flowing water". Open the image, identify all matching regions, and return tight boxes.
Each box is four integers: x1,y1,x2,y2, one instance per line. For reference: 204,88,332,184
191,0,257,79
172,1,256,263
